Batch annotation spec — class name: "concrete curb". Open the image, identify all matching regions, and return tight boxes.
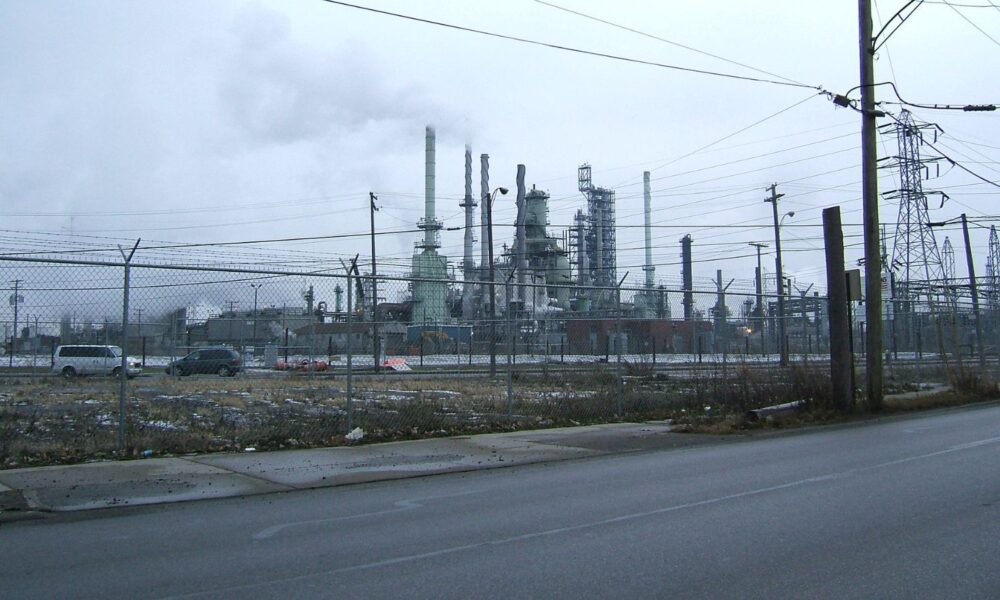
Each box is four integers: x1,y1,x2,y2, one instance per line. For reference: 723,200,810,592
0,422,677,519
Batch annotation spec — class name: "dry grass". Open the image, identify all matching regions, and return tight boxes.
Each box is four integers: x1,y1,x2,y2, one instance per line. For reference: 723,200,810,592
2,363,985,468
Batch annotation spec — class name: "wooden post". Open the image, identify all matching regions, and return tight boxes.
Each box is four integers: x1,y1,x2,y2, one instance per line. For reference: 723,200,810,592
824,207,852,412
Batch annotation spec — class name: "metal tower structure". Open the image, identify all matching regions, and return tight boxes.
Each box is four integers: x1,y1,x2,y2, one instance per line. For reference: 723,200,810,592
578,163,616,289
681,235,693,321
411,125,448,322
460,146,478,320
942,237,955,282
987,226,1000,312
570,209,589,287
884,110,946,301
941,236,961,319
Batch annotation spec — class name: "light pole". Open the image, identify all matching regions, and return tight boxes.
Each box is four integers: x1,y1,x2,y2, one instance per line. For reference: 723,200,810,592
779,211,795,362
9,279,22,367
748,242,768,354
249,283,262,347
487,185,509,377
227,300,239,345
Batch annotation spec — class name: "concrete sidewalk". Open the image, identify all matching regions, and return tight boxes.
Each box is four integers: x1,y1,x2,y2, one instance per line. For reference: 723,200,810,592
0,421,705,517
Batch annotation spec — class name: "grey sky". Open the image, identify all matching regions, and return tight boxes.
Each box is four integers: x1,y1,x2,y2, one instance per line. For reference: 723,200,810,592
2,0,998,294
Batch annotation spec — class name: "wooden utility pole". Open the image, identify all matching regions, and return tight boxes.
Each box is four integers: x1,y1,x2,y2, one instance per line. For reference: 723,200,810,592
765,184,788,366
824,207,853,412
859,0,883,408
961,214,987,371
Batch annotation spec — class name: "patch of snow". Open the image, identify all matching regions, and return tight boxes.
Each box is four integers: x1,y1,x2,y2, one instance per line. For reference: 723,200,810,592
143,420,183,431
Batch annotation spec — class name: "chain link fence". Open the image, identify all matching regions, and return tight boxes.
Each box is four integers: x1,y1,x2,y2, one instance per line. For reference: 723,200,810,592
2,253,991,468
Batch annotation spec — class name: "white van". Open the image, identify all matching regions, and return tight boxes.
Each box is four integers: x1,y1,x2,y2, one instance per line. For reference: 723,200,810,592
52,345,142,378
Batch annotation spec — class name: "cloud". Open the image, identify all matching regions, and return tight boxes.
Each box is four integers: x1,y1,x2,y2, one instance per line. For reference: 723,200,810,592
216,5,457,150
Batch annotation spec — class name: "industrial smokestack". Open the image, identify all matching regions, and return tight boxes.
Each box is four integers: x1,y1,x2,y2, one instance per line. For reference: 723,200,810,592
515,164,527,302
462,146,476,280
643,171,655,288
424,125,436,248
480,154,490,281
461,146,477,320
681,235,693,321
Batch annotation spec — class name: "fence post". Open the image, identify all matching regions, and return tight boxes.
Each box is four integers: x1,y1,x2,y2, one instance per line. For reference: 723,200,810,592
506,273,513,419
615,275,627,417
339,259,356,434
347,271,354,431
117,240,140,454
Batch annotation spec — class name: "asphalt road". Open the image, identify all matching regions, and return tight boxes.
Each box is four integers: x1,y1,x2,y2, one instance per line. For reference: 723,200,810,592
3,405,999,599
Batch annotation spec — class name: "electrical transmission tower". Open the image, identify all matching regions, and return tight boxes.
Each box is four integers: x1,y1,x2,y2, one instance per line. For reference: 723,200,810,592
881,110,949,355
884,110,947,299
987,226,1000,314
941,237,955,282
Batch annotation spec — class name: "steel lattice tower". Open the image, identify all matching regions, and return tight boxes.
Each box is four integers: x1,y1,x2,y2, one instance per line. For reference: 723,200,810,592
578,163,616,289
942,237,955,281
884,110,946,302
987,226,1000,311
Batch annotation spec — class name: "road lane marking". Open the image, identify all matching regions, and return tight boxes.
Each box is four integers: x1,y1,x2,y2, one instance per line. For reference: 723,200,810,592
251,489,485,540
163,434,1000,599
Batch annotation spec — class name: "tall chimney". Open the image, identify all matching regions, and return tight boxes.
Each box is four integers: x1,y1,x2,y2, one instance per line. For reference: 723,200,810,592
424,125,436,248
461,146,477,320
480,154,490,280
515,164,528,302
462,146,476,280
643,171,655,288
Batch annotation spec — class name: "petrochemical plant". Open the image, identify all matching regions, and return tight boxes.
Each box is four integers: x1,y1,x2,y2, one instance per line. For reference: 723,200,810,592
396,124,695,356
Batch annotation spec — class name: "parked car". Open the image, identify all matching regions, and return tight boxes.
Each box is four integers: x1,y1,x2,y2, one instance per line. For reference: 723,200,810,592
166,348,242,377
52,345,142,379
274,359,328,372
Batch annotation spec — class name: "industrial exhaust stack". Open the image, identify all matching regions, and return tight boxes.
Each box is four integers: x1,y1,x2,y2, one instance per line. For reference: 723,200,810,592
411,125,448,322
643,171,655,288
515,164,528,303
461,145,476,279
422,125,439,250
479,154,490,282
461,146,477,320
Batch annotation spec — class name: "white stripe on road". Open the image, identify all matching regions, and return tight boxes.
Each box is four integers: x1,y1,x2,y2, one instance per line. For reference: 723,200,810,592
164,434,1000,599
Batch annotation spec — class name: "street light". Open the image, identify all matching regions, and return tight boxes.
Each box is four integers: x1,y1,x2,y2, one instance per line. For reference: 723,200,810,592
487,185,509,377
748,242,768,354
775,210,795,364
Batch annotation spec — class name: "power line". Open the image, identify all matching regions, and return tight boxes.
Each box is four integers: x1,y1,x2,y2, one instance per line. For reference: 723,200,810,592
318,0,821,90
942,0,1000,47
840,81,997,112
531,0,806,85
617,93,824,186
885,112,1000,189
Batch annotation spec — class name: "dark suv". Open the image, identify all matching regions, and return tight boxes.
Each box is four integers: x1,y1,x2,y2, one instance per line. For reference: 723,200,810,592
166,348,242,377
